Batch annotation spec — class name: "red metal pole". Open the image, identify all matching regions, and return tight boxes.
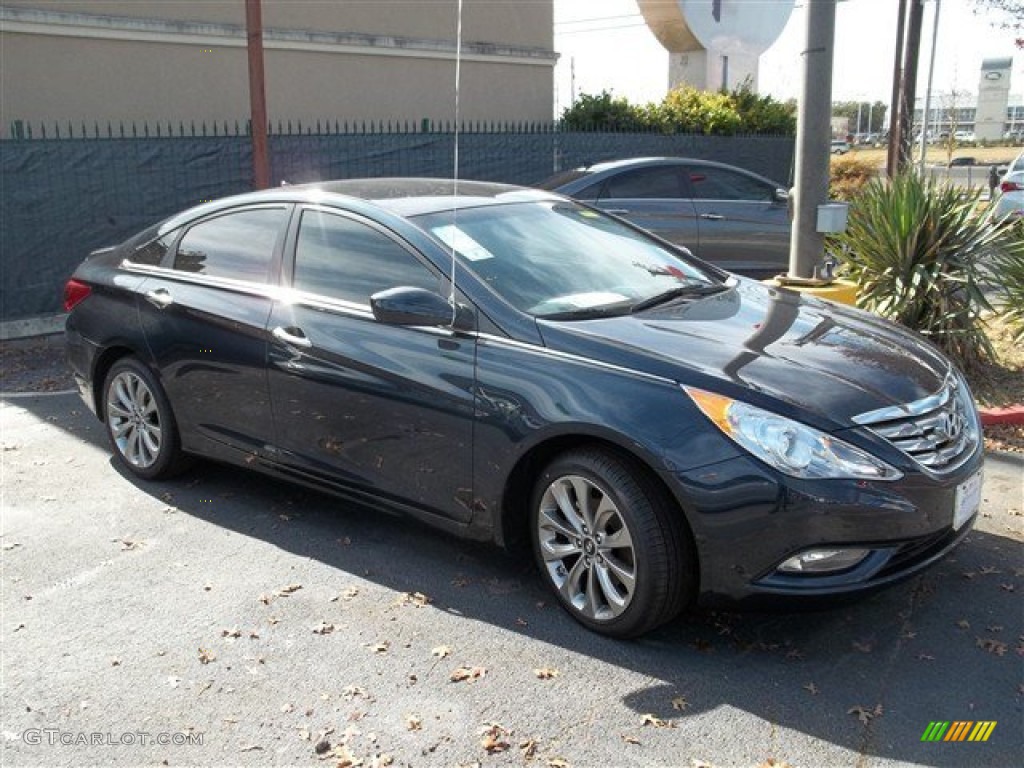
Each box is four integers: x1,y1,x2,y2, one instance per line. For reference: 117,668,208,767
245,0,270,189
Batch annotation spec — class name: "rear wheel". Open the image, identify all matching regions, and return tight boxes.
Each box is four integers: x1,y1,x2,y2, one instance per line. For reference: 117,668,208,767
530,448,694,638
103,357,188,480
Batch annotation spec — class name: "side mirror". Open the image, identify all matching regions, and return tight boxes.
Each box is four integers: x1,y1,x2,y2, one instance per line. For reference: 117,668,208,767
370,286,473,330
773,188,789,203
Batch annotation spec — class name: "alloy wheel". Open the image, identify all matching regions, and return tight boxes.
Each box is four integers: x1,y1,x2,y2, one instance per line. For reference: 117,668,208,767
536,474,637,622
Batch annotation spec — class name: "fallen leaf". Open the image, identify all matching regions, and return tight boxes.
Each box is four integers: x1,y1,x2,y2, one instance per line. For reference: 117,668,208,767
916,653,935,661
547,758,570,768
987,625,1004,633
116,538,139,551
332,586,360,602
342,686,369,700
641,714,675,729
757,760,795,768
396,591,431,608
198,648,216,665
281,703,295,713
520,739,538,758
365,641,390,654
976,637,1008,656
276,584,303,597
1000,583,1015,592
515,617,529,627
803,683,819,695
405,714,422,731
431,645,451,658
534,667,559,680
222,627,242,639
479,723,510,754
312,622,335,636
314,738,331,755
239,744,263,752
847,704,882,725
110,657,121,667
956,619,971,630
980,566,1002,575
451,666,487,683
671,696,688,711
621,734,641,745
13,623,25,632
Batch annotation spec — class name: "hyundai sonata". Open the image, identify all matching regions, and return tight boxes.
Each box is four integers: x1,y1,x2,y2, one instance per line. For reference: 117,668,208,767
65,179,983,638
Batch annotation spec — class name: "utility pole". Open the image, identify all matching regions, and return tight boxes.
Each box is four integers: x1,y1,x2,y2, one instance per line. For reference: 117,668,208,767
245,0,270,189
787,0,837,281
886,0,908,177
919,0,941,173
897,0,925,170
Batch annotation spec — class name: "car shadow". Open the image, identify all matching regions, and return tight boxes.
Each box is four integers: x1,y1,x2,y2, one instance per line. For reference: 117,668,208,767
7,391,1023,766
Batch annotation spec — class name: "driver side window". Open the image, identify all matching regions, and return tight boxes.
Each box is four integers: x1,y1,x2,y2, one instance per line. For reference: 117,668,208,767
293,209,440,305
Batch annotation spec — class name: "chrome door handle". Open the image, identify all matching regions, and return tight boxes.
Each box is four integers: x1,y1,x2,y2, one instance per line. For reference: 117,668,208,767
605,208,631,215
700,213,725,221
144,288,173,309
272,326,313,348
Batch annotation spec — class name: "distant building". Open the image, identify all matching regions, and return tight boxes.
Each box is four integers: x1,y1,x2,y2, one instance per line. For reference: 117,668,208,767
0,0,557,137
975,58,1013,141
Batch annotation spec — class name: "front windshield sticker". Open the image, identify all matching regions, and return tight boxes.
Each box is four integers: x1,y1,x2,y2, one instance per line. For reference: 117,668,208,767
432,225,495,262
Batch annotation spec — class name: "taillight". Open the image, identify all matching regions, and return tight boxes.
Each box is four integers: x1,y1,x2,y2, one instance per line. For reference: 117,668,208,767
63,279,92,311
1001,180,1023,193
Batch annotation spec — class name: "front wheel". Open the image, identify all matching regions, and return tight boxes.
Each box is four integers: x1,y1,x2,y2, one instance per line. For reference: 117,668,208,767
103,357,188,480
530,448,694,638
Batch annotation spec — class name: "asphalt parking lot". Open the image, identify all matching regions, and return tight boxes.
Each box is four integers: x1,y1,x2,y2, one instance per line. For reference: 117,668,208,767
2,387,1022,768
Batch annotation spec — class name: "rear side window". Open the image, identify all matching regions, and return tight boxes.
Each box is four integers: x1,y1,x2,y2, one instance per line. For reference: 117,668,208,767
131,233,176,266
174,207,287,282
685,168,774,202
293,210,440,305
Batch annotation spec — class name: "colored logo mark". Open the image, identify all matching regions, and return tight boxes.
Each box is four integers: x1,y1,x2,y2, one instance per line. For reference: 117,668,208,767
921,721,996,742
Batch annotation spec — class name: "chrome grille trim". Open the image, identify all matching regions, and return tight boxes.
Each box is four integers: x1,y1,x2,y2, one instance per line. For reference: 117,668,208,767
854,374,978,474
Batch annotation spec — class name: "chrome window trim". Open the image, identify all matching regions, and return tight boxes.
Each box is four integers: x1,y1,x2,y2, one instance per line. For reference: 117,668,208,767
120,261,281,300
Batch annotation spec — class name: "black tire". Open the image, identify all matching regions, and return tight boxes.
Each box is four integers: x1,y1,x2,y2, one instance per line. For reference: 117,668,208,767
102,357,189,480
529,448,695,638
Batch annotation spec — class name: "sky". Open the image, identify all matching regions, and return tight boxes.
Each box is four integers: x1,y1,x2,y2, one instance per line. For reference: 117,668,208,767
553,0,1024,116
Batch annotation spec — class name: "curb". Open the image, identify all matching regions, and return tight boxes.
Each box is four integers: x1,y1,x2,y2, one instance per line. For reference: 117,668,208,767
978,405,1024,427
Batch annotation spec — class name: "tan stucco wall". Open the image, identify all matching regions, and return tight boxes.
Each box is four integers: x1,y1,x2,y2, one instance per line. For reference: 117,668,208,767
0,1,555,132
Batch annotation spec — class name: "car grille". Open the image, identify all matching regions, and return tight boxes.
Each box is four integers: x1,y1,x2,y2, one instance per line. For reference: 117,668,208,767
852,374,978,473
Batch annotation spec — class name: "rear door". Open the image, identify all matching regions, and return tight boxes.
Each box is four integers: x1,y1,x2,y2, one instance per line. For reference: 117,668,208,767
266,206,477,524
681,165,790,277
134,205,290,458
589,165,701,253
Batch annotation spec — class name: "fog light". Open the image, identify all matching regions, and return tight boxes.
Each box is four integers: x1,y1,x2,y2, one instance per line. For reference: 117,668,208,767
778,548,870,574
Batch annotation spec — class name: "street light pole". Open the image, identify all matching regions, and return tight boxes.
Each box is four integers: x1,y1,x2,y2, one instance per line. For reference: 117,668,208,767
918,0,941,174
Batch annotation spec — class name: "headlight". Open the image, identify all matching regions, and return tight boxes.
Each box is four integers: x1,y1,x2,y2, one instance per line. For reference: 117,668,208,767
684,387,902,481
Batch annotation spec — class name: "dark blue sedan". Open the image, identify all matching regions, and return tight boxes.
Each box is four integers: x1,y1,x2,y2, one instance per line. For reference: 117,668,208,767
65,179,983,638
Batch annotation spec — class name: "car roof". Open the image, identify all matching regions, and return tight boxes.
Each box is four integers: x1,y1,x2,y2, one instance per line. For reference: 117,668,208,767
541,156,785,190
158,178,562,232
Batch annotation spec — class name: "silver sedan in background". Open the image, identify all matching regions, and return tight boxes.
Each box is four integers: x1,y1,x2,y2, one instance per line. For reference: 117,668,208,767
538,157,791,279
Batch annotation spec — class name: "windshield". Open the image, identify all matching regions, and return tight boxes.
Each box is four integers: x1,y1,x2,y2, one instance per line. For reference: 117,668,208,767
414,200,719,318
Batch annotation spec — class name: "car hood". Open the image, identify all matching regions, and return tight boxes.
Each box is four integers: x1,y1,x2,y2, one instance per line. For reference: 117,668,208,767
536,279,952,430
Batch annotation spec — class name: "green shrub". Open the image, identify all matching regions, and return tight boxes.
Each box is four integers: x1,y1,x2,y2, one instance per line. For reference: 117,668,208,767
560,91,647,131
649,86,742,135
730,81,796,134
830,173,1021,371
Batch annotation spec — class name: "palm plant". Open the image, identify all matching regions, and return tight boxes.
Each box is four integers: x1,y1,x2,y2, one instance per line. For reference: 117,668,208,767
830,172,1022,372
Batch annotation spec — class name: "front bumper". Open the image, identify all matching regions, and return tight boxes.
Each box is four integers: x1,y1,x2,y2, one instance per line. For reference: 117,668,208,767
670,449,985,608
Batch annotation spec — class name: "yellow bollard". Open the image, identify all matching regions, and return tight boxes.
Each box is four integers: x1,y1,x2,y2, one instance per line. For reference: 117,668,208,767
762,277,859,306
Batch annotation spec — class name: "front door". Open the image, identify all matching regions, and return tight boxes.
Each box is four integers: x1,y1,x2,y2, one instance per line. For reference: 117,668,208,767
266,207,477,524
